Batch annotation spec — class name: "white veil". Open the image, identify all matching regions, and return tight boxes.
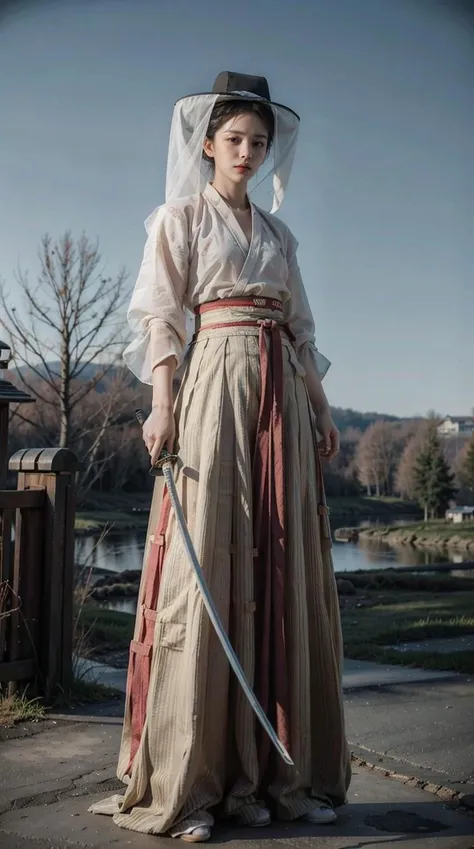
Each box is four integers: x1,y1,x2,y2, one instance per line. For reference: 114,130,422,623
165,92,300,213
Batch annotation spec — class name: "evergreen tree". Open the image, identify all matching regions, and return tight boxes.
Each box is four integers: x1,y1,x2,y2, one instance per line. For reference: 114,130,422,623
460,436,474,492
413,451,430,521
413,428,457,520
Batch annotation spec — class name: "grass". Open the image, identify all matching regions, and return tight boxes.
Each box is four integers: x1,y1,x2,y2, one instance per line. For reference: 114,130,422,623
341,585,474,673
0,691,46,727
77,604,135,650
327,496,421,521
0,677,122,728
74,495,421,532
341,570,474,592
75,490,153,532
75,510,149,533
76,575,474,675
52,676,122,710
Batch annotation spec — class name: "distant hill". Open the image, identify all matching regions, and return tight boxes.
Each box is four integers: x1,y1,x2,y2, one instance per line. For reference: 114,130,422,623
14,361,125,393
330,407,406,434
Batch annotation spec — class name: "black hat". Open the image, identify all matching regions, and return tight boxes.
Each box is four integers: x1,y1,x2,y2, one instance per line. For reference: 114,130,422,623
176,71,299,120
212,71,271,101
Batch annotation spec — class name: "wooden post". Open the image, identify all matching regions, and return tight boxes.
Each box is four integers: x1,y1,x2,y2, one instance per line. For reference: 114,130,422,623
1,489,44,695
9,447,78,699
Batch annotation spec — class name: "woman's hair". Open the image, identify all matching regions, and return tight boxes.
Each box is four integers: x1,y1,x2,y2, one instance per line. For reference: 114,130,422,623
203,99,275,163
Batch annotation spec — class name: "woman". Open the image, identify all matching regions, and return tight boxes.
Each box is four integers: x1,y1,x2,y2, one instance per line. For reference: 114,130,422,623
90,71,351,842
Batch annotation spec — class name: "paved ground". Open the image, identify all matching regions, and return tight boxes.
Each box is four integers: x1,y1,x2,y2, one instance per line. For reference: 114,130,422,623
77,656,474,787
76,655,464,700
345,675,474,789
0,720,473,849
342,658,462,688
1,659,473,848
388,635,474,654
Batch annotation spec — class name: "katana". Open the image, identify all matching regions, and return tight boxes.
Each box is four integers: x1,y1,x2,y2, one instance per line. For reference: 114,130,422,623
135,409,294,767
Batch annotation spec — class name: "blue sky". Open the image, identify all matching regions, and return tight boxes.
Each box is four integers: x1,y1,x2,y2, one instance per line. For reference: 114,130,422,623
0,0,472,417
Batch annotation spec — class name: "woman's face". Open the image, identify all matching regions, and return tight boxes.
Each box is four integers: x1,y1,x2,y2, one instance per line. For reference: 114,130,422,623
204,112,269,186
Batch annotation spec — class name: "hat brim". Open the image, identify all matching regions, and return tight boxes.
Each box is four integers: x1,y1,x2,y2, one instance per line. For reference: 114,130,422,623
174,92,300,122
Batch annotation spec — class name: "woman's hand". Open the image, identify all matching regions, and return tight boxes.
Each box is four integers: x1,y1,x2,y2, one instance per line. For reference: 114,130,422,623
142,403,176,467
317,407,340,461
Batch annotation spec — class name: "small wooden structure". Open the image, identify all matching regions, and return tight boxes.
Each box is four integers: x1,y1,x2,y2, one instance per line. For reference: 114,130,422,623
0,449,78,698
0,340,78,699
0,338,34,488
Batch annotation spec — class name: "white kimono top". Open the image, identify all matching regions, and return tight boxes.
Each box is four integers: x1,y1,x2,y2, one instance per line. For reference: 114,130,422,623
123,183,330,383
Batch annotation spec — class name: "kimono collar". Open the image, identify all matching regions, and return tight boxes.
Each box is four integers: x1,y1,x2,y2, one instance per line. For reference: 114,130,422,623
203,183,257,254
203,183,262,298
203,183,255,217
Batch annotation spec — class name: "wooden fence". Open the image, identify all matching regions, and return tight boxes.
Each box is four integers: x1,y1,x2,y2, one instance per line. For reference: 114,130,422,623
0,447,78,699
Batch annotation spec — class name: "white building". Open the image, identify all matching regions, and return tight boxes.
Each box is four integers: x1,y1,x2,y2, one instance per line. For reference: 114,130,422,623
446,506,474,523
437,416,474,438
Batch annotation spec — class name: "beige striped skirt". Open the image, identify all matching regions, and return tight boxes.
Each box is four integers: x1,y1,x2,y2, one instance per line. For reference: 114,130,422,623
89,301,351,835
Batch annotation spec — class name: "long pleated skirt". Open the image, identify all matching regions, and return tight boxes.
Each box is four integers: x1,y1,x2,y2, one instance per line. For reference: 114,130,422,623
90,302,351,835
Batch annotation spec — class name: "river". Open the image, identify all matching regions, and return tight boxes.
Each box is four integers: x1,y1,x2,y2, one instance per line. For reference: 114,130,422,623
75,514,473,616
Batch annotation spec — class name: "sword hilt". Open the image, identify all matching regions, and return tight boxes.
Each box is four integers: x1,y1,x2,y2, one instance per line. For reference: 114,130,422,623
135,408,179,476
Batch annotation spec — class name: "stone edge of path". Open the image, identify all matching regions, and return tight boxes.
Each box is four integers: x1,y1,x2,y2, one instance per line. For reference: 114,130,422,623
350,744,474,814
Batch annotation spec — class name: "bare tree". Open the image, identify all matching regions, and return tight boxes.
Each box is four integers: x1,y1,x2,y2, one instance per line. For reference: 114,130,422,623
0,232,129,448
72,371,153,495
395,438,418,499
355,421,398,496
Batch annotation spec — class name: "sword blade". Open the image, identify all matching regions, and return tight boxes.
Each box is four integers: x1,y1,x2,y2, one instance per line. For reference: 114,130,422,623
161,461,294,767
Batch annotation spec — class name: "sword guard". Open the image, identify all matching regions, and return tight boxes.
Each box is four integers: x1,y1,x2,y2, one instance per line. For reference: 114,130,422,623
150,451,179,477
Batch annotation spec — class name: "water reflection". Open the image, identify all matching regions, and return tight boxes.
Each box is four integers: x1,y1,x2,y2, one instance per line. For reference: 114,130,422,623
75,532,146,575
101,597,139,615
75,515,473,618
331,537,461,573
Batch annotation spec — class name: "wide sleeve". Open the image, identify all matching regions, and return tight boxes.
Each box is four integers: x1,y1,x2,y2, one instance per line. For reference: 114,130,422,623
283,231,331,379
122,205,189,384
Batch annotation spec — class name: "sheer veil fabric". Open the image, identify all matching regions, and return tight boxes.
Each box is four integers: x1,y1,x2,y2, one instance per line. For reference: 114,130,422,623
165,92,300,213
